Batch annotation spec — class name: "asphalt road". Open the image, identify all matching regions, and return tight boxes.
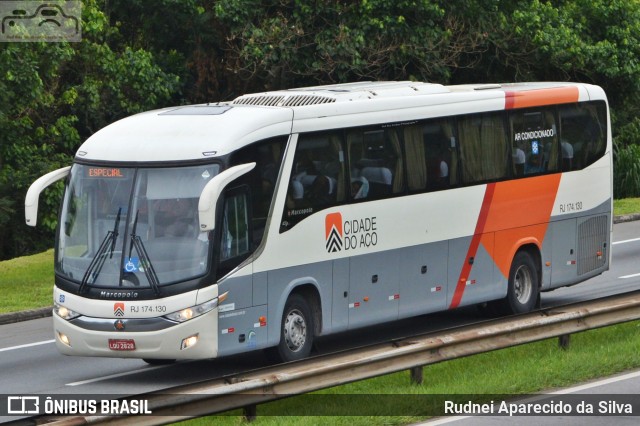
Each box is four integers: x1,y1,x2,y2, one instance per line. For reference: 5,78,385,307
1,220,639,422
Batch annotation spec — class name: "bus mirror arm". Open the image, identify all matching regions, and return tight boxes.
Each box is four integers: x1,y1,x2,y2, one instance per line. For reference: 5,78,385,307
198,162,256,232
25,166,72,227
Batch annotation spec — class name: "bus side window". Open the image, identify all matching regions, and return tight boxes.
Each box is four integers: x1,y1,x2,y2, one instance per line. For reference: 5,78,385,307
558,102,607,171
348,127,403,199
217,189,251,279
404,124,426,192
405,120,455,192
509,108,558,177
281,132,345,232
425,133,451,190
230,136,287,247
459,112,508,183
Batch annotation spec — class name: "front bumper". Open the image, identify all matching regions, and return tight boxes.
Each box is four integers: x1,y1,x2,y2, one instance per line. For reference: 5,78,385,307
53,309,218,359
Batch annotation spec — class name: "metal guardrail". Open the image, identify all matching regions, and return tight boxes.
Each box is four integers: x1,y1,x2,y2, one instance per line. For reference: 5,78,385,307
28,290,640,425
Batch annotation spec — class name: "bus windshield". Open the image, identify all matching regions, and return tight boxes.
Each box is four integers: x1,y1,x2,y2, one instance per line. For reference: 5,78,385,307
56,163,220,290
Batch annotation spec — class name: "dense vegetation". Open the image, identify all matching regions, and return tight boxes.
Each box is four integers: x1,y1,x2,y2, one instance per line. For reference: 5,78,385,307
2,0,640,260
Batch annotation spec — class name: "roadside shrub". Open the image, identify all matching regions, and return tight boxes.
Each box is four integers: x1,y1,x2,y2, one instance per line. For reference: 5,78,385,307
614,143,640,199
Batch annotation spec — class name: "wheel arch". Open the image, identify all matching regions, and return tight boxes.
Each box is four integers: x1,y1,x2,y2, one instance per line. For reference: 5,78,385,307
504,237,542,289
287,283,322,337
510,242,542,310
271,278,323,346
514,243,542,290
265,280,323,361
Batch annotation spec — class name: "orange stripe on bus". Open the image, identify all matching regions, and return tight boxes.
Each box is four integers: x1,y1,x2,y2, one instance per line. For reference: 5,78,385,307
450,183,495,309
505,86,579,109
450,175,561,309
482,175,561,278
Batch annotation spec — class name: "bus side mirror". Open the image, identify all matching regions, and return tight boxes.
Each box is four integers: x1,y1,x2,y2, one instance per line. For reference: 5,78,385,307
198,162,256,232
25,166,71,227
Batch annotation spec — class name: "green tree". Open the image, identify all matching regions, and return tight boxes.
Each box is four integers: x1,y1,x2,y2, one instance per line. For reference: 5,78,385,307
5,0,640,258
102,0,219,102
614,142,640,198
0,0,180,259
212,0,486,95
457,0,640,146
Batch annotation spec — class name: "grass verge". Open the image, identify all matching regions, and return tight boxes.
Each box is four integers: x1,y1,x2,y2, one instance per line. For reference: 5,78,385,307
178,320,640,425
0,249,54,313
613,197,640,215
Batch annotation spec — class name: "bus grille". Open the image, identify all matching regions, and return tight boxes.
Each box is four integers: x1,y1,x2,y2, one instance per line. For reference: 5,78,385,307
233,94,336,107
232,95,285,106
577,215,608,275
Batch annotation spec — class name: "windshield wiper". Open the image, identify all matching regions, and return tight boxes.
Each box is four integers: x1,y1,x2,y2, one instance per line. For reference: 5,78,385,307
128,210,161,296
79,207,121,293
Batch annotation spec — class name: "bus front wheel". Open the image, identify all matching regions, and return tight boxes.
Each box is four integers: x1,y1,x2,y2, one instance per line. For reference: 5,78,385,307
274,293,315,362
504,251,539,314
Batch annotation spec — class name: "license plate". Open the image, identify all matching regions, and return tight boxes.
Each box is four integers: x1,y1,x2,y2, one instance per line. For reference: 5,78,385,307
108,339,136,351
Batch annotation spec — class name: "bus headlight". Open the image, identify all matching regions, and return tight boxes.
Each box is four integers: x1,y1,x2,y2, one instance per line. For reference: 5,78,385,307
181,334,199,350
57,331,72,347
164,293,227,323
54,304,81,320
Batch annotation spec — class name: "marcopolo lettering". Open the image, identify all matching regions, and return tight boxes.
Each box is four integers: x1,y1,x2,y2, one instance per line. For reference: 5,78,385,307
100,291,139,299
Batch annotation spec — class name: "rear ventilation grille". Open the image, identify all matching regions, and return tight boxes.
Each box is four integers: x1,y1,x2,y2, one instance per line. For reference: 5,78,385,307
577,215,608,275
233,94,336,107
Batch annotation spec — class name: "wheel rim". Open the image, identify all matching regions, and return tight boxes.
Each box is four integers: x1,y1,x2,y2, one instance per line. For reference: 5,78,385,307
283,308,307,352
513,264,533,304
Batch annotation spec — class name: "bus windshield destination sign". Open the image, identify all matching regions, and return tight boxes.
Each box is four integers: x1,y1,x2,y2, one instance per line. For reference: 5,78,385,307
87,167,125,178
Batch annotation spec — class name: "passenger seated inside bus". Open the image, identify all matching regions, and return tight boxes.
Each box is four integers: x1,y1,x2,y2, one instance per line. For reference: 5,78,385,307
561,139,574,171
289,180,304,203
306,174,336,207
425,135,450,188
513,142,526,176
347,128,399,198
525,148,544,174
359,159,392,197
351,176,369,199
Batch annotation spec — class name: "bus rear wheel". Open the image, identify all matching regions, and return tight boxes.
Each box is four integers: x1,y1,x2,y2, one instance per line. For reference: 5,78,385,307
274,293,315,362
504,251,539,314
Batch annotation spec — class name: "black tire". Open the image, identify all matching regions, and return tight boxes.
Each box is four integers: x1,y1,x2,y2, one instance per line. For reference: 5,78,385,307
503,251,539,314
274,293,315,362
142,358,176,365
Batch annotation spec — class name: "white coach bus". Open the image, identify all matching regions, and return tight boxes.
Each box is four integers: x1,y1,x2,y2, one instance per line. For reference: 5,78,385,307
26,81,612,363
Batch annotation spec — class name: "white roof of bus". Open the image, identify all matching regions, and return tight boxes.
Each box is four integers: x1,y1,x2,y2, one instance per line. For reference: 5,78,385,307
76,81,602,163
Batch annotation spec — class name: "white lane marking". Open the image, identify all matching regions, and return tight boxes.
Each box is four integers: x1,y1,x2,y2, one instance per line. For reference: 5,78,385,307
549,369,640,394
0,339,55,352
612,237,640,245
420,370,640,425
66,365,168,386
619,273,640,279
613,239,640,278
